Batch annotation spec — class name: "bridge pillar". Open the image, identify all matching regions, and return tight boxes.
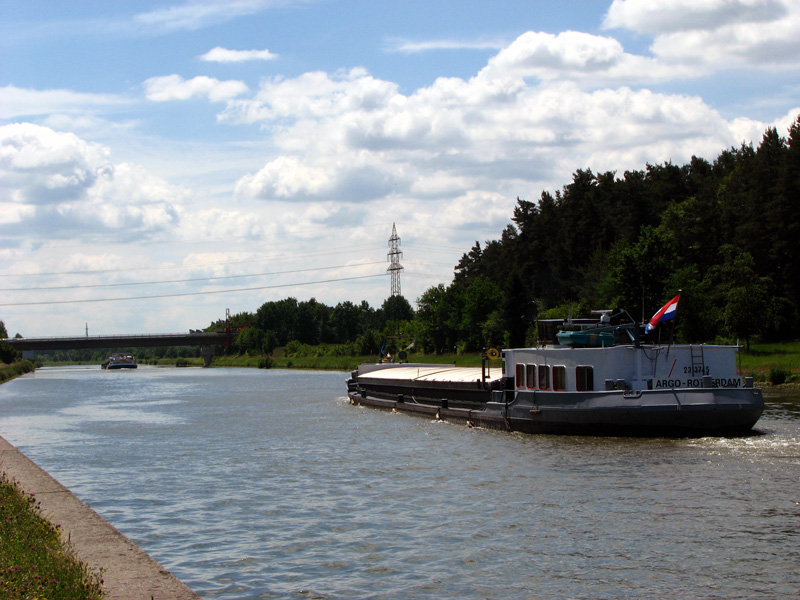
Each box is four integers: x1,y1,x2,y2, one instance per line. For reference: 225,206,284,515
201,346,215,367
22,350,35,361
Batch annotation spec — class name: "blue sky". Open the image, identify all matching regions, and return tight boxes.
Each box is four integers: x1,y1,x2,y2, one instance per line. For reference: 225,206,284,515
1,0,799,337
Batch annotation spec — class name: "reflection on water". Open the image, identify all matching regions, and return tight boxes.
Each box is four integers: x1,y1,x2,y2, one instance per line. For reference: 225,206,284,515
764,390,800,422
1,367,798,600
58,402,185,426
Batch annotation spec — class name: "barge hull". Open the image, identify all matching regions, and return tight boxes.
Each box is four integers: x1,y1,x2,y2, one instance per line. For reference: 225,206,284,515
347,387,764,437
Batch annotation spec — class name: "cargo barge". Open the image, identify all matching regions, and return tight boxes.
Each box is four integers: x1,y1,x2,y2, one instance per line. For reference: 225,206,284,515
346,309,764,437
102,353,138,369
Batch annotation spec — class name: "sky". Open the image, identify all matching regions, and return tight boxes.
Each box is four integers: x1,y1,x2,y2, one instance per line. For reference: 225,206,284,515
1,0,799,338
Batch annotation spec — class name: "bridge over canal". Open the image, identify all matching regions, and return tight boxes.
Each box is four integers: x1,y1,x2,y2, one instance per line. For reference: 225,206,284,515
4,331,236,366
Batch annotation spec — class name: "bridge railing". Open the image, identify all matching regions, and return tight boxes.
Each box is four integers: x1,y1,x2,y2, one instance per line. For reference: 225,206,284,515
4,332,226,342
4,331,235,351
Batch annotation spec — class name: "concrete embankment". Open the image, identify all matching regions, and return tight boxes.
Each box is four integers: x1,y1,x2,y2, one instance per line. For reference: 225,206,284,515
0,435,202,600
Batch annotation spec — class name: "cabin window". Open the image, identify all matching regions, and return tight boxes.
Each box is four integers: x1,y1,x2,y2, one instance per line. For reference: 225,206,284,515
538,365,550,390
576,366,594,391
553,366,566,391
526,364,537,389
515,363,526,388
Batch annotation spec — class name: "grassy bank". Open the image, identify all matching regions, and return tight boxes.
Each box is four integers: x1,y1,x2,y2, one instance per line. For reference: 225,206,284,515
0,473,104,600
0,360,35,383
737,341,800,384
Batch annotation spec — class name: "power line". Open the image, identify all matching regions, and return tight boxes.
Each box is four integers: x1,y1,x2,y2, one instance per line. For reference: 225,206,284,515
23,225,365,250
403,259,457,268
0,243,386,278
0,273,386,307
3,261,386,292
403,272,454,280
405,242,468,251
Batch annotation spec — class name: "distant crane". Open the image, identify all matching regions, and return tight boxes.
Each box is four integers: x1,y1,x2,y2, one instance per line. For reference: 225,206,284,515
387,223,404,296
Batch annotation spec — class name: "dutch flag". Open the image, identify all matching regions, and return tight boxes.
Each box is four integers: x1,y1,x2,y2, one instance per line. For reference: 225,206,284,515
645,293,681,334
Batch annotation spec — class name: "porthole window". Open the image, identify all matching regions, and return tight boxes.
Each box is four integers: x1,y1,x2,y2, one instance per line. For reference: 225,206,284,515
576,366,594,391
526,364,537,389
538,365,550,390
553,366,566,391
516,363,526,388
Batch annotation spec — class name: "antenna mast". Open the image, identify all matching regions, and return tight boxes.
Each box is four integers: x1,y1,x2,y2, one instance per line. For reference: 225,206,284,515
387,222,404,296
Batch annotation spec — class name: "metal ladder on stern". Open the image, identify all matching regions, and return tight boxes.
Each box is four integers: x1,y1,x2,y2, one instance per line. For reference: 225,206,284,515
690,345,705,377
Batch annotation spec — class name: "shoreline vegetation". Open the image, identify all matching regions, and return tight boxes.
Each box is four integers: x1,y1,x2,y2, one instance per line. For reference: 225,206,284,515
0,360,34,384
0,473,104,600
23,341,800,386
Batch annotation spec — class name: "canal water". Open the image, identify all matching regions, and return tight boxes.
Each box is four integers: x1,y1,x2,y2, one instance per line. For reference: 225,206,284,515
0,366,798,599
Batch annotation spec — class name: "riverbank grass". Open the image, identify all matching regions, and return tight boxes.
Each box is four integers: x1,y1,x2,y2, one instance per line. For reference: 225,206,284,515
0,473,104,599
0,360,35,383
737,341,800,384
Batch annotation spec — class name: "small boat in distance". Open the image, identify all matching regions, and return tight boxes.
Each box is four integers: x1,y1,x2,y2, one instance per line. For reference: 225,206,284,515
102,353,138,369
346,307,764,437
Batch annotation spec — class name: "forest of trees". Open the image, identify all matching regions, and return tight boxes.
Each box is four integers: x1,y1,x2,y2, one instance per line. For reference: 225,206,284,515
443,117,800,350
208,295,416,358
215,117,799,357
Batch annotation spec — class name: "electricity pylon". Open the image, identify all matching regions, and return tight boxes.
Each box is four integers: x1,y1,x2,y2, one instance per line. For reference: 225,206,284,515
387,223,404,296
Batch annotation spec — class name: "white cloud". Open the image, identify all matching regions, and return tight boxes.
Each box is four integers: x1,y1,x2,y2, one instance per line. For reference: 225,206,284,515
730,107,800,146
236,155,333,199
229,52,752,209
409,171,475,198
488,30,624,75
179,207,269,241
221,68,398,124
0,85,128,120
83,163,183,230
133,0,305,32
0,123,184,238
199,46,277,62
386,38,504,53
0,202,35,225
651,14,800,67
62,252,127,273
144,75,249,102
0,123,111,205
479,30,693,84
604,0,787,34
434,190,511,230
604,0,800,68
179,251,266,279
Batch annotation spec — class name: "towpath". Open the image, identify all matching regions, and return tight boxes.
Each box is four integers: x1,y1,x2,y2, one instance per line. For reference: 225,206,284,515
0,435,202,600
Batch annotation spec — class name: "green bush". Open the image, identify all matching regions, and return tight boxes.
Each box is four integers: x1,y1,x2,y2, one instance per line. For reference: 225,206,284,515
769,367,790,385
0,340,19,363
0,360,34,383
